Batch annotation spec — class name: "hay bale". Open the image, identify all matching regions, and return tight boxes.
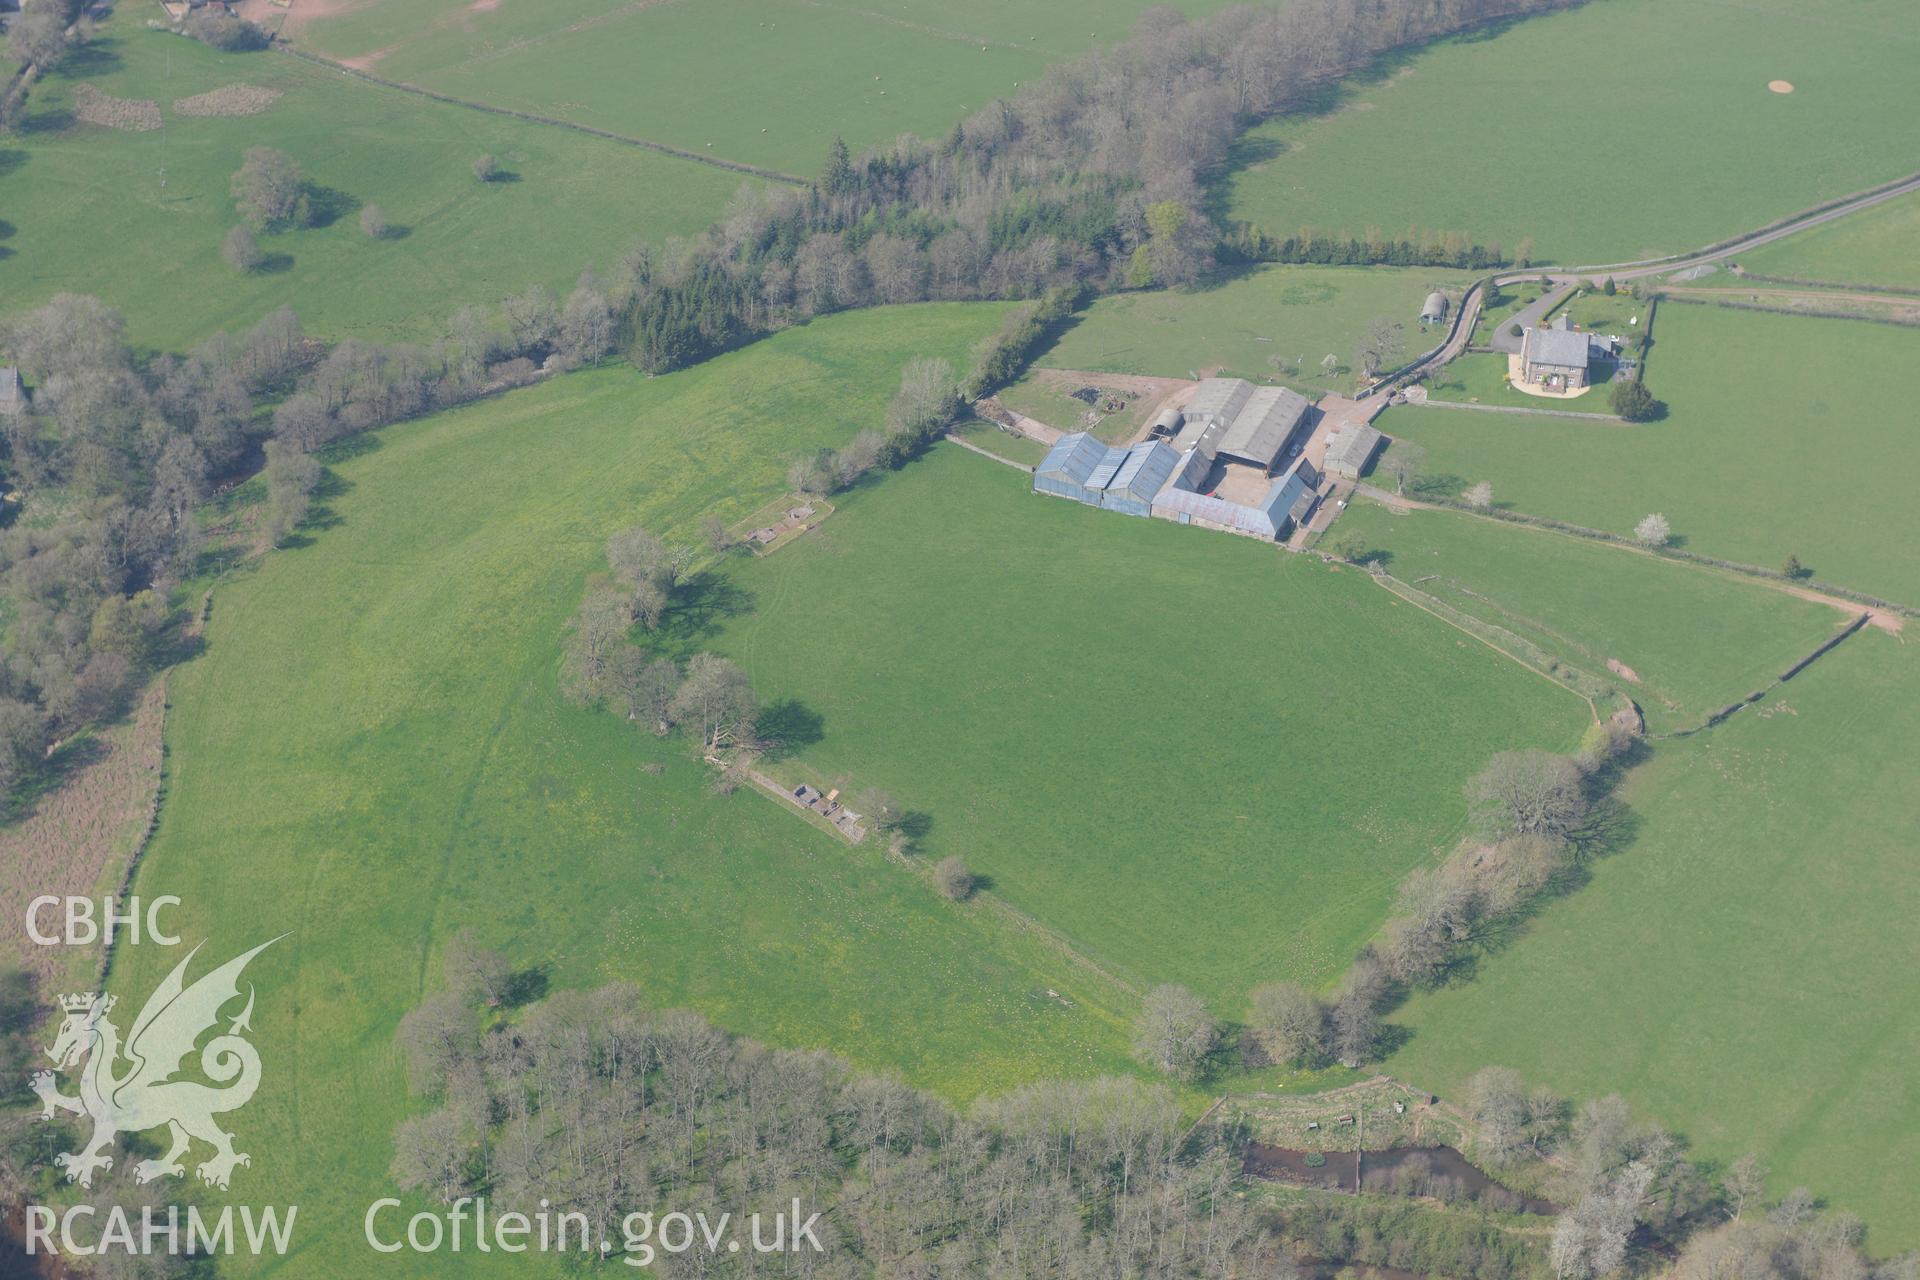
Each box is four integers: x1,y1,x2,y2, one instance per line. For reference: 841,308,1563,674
72,83,162,132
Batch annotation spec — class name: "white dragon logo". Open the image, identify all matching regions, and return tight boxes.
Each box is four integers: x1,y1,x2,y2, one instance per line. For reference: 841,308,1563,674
29,937,281,1190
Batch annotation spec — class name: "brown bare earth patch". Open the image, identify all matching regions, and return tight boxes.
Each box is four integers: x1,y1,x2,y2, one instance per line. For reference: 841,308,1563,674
234,0,370,41
1605,658,1641,683
1768,79,1794,94
72,83,162,132
1,683,167,987
173,83,284,117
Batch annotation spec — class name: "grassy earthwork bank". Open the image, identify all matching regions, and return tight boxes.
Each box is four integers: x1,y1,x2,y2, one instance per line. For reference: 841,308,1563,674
706,442,1591,1008
1223,0,1920,265
1335,499,1851,734
1387,629,1920,1251
1377,304,1920,603
0,14,746,349
112,305,1166,1278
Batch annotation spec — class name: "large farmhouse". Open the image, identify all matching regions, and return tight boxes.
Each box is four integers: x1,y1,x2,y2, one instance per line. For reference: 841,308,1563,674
1518,317,1623,392
1518,324,1593,390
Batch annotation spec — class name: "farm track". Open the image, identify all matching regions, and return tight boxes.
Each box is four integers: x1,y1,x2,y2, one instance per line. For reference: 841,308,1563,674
273,45,810,185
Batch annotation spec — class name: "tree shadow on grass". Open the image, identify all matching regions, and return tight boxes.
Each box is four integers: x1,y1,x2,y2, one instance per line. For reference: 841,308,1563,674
303,183,360,229
500,966,549,1009
753,699,824,760
655,572,754,650
60,39,124,77
320,433,385,465
19,105,75,134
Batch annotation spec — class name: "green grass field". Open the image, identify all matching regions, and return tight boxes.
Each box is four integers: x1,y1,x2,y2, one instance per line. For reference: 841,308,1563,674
1729,190,1920,290
1421,351,1568,409
704,444,1589,1006
1387,629,1920,1251
950,417,1051,465
1378,304,1920,603
112,305,1160,1278
1026,264,1472,391
1334,499,1848,734
1223,0,1920,265
0,17,744,349
287,0,1232,177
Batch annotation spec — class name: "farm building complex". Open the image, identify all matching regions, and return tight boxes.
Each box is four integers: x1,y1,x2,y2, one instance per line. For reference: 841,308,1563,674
1034,377,1334,542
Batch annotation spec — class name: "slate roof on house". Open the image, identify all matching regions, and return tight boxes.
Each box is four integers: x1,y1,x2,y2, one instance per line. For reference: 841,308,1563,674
1523,326,1591,369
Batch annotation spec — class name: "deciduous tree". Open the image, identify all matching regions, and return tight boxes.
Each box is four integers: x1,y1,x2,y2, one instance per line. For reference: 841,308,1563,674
1131,984,1217,1082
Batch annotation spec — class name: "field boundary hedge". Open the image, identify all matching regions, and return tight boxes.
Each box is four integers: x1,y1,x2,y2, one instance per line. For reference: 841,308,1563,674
1732,271,1920,299
1667,612,1873,738
1656,291,1920,330
1380,491,1917,618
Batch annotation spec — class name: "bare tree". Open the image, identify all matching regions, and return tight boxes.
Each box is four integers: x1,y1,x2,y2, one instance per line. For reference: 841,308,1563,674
559,282,614,364
6,8,71,71
636,657,681,736
933,856,975,901
443,929,511,1008
1723,1154,1767,1222
667,653,756,752
262,440,320,544
1246,982,1325,1067
1464,480,1493,509
699,514,737,554
607,525,691,593
1131,984,1217,1082
230,147,307,232
558,588,631,707
1379,440,1426,495
1634,512,1672,547
393,992,474,1095
358,204,388,239
390,1109,471,1203
472,154,499,182
1467,750,1587,842
1354,316,1406,378
221,225,264,273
